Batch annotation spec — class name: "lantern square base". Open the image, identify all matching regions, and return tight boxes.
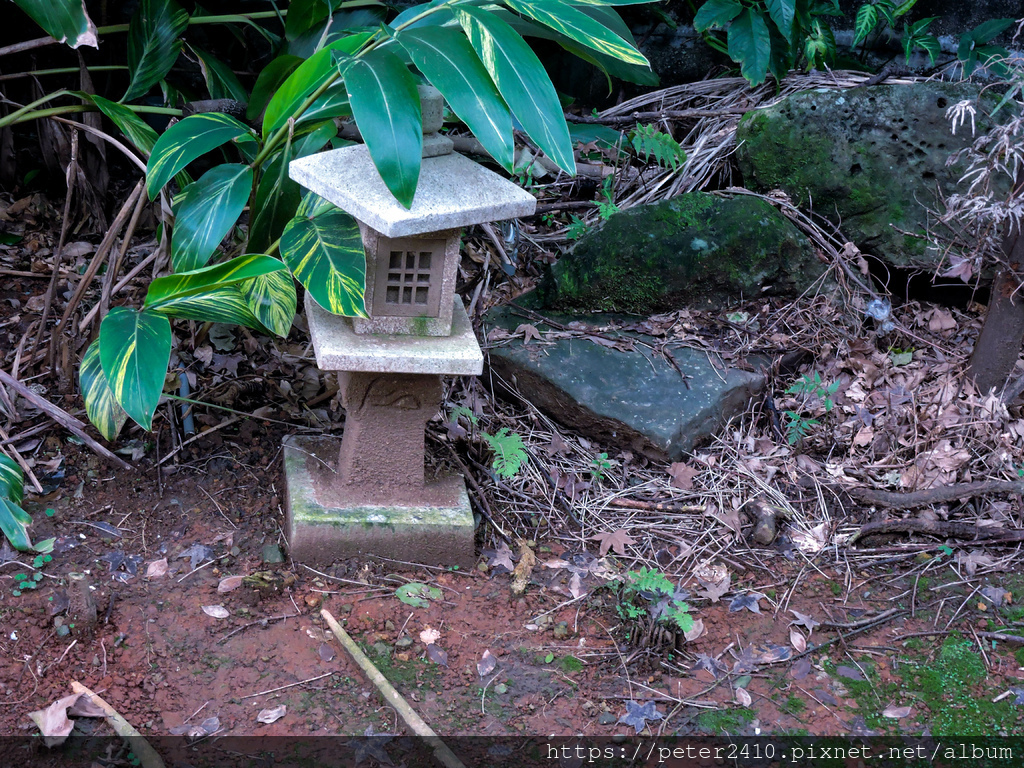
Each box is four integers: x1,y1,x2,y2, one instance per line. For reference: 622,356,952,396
283,435,475,568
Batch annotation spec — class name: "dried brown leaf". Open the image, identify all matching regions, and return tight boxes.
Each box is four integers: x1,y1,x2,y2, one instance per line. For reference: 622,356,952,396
257,705,287,724
477,649,497,677
588,529,635,557
790,627,806,653
667,462,698,490
217,575,244,593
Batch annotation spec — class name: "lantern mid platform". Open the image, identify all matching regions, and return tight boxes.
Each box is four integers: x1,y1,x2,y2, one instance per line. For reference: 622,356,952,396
306,293,483,375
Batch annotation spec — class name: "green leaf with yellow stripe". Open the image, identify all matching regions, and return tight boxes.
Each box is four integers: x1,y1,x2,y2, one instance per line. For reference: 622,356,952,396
147,284,270,331
145,253,287,309
170,163,253,272
241,269,297,337
397,25,515,172
80,339,129,442
281,193,367,317
455,5,575,175
502,0,648,66
146,112,254,199
345,47,422,208
262,33,372,139
123,0,189,102
0,453,24,507
99,308,172,431
0,497,33,552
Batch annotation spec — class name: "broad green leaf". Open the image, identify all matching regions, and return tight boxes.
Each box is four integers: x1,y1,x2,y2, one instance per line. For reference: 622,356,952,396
727,8,771,86
906,32,940,65
503,0,648,66
299,82,352,126
12,0,97,49
853,3,877,46
286,8,388,59
390,0,453,30
561,5,658,86
147,284,271,331
248,55,302,123
0,454,23,507
262,33,372,139
975,44,1010,77
241,269,297,337
145,254,286,308
693,0,742,32
398,26,514,171
763,0,795,38
345,47,422,209
281,195,367,317
492,7,657,89
170,164,253,272
146,112,253,199
99,308,172,430
962,48,979,78
249,121,337,253
0,498,33,552
567,0,662,4
286,0,331,40
79,340,129,442
192,46,248,102
123,0,190,102
970,18,1015,44
91,94,159,155
456,5,575,175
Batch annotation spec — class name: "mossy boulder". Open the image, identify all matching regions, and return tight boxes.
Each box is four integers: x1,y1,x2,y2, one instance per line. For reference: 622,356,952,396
538,192,823,313
735,82,1005,271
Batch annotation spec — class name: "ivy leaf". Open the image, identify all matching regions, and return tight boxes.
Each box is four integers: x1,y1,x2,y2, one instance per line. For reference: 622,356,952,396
395,583,441,608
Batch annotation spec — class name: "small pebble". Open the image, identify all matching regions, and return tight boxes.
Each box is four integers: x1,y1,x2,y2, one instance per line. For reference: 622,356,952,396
261,544,285,564
553,621,570,640
493,683,507,695
395,637,413,648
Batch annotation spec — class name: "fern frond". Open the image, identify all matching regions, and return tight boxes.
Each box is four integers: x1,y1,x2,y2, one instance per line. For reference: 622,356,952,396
629,124,686,171
482,427,527,479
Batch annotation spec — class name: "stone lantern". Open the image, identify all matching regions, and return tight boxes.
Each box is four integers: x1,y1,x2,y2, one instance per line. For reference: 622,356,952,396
282,87,535,567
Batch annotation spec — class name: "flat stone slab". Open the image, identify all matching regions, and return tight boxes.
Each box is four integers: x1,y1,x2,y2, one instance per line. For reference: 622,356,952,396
484,306,764,460
283,435,475,568
289,147,536,238
308,294,484,376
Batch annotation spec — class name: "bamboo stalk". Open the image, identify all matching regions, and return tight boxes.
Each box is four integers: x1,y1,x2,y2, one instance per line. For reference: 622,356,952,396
321,609,466,768
70,681,165,768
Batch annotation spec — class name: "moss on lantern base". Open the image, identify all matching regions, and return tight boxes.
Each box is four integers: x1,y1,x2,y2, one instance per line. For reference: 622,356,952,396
283,435,475,568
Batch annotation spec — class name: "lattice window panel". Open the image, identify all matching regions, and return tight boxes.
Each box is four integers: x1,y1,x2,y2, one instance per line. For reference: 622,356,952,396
371,237,446,317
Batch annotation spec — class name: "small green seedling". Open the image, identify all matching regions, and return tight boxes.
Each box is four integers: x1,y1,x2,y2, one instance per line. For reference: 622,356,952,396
591,452,613,482
784,372,839,445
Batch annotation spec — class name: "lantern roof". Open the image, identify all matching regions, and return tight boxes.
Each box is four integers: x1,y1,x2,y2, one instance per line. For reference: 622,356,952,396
289,144,537,238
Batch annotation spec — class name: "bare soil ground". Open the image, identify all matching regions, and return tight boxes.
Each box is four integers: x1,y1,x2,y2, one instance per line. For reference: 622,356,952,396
4,169,1024,767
